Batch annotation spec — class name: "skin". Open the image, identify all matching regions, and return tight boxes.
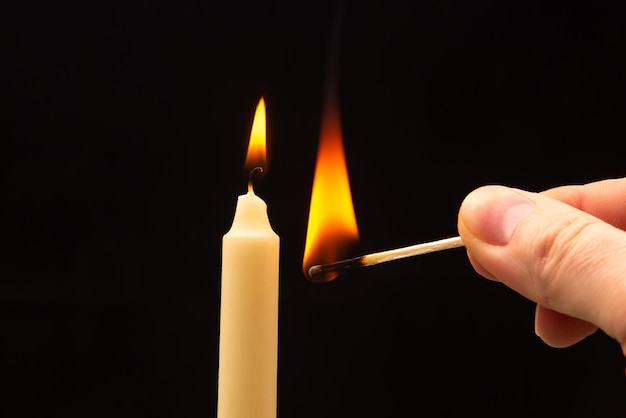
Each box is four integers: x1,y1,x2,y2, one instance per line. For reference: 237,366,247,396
457,177,626,356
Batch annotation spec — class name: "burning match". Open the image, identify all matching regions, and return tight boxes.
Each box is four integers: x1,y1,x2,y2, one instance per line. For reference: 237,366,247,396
301,14,464,284
306,236,465,282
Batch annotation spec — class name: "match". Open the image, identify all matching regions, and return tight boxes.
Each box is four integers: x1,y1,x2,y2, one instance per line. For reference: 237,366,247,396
307,236,465,282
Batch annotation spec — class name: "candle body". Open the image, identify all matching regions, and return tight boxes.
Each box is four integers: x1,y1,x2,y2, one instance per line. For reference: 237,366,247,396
218,190,280,418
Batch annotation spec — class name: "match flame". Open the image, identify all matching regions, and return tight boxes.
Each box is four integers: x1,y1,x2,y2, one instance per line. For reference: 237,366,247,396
245,97,267,171
302,97,359,280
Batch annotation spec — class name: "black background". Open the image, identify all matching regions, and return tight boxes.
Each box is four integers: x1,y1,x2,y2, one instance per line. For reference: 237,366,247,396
3,1,626,417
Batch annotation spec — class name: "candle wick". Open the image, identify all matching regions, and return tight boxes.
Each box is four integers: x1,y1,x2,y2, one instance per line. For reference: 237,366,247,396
248,166,264,193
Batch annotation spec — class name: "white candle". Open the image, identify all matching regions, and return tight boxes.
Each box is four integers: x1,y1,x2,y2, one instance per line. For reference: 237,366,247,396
217,174,280,418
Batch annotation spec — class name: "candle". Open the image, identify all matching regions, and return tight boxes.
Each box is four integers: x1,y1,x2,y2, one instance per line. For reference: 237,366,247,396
217,98,280,418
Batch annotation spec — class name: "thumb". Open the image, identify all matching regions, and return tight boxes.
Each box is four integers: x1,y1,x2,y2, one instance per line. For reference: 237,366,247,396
458,185,626,355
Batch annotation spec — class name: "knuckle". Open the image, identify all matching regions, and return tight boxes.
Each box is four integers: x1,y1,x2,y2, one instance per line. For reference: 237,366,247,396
530,216,601,308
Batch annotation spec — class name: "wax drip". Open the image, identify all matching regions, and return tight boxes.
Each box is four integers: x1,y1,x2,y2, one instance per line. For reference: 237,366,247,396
248,167,264,193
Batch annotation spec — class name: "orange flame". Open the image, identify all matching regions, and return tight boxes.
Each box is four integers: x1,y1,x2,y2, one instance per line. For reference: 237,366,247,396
302,97,359,280
245,97,267,171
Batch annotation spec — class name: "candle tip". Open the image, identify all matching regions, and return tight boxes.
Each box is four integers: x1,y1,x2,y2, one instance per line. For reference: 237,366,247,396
247,166,264,193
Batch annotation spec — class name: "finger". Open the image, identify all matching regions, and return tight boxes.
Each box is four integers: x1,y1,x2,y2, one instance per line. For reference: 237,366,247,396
536,177,626,347
465,251,497,281
458,185,626,355
541,177,626,230
534,304,598,348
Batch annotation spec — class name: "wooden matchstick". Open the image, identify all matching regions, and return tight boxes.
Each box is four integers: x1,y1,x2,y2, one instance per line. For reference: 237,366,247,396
306,236,465,282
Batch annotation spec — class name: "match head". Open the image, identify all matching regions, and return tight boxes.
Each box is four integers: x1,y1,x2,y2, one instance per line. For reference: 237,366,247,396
306,265,337,283
305,256,363,283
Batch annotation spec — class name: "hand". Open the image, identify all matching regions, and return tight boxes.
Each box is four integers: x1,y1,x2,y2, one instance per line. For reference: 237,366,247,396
457,177,626,355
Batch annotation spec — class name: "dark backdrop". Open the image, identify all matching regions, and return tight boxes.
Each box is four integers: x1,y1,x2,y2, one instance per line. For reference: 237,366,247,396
3,1,626,417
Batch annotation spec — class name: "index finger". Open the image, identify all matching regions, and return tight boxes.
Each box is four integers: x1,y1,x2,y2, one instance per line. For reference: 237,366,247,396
541,177,626,230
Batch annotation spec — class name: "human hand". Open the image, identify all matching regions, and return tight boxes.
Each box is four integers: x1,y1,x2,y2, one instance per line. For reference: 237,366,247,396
457,178,626,356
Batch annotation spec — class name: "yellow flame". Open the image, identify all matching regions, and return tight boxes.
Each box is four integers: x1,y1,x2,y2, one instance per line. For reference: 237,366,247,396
303,100,359,279
245,97,267,170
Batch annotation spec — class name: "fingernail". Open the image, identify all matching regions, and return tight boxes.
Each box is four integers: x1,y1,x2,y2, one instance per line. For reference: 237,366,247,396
461,186,535,245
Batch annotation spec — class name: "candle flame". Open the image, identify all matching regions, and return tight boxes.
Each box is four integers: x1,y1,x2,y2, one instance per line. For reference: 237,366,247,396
245,97,267,171
302,97,359,281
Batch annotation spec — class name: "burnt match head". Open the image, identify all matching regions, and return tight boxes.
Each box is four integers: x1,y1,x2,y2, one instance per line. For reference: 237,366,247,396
306,265,334,283
305,256,365,283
